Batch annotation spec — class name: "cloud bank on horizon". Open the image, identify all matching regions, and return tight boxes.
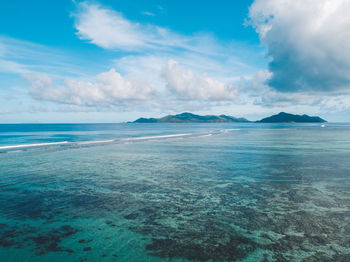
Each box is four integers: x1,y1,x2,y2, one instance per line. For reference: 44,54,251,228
1,0,350,121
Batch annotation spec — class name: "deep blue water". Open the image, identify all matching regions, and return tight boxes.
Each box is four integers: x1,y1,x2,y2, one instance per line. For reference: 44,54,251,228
1,123,350,261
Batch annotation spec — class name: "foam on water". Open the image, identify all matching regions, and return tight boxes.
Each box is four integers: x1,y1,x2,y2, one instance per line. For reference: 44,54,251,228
0,141,69,150
0,133,195,152
220,128,241,133
77,139,116,145
121,133,192,141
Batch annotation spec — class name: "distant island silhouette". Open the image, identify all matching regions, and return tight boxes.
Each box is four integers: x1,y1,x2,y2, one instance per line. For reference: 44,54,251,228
257,112,326,123
133,112,326,123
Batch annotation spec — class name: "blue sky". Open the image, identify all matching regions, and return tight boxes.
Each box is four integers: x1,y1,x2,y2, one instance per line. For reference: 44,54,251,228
1,0,349,122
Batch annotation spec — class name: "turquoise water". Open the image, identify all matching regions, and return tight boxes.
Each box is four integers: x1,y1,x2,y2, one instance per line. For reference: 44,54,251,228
1,123,350,261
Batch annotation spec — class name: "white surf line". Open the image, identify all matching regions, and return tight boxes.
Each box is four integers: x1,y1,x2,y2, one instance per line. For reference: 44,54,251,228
197,134,213,138
219,129,241,134
77,139,115,145
220,129,241,132
122,133,192,141
0,141,69,150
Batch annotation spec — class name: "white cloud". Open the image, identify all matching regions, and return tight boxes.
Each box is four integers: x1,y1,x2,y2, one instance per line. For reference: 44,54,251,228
0,36,94,77
0,59,29,74
141,11,155,17
161,60,237,100
74,3,148,50
248,0,350,92
74,2,206,53
25,69,154,107
73,1,262,60
69,2,268,108
71,0,350,116
24,60,239,108
238,70,350,114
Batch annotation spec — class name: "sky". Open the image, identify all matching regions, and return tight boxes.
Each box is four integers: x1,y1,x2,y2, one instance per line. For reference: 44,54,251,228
1,0,350,123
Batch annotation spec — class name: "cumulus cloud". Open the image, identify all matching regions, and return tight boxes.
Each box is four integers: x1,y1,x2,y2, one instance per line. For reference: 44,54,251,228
25,69,154,107
161,60,237,100
25,60,239,108
248,0,350,92
239,70,325,108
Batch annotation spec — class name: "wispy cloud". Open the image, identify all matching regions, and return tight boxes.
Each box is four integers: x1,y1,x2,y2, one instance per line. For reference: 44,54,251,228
74,3,148,50
0,36,94,77
141,11,155,17
0,59,29,74
73,2,262,60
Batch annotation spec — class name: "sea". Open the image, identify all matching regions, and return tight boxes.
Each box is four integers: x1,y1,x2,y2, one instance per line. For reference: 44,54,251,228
0,122,350,262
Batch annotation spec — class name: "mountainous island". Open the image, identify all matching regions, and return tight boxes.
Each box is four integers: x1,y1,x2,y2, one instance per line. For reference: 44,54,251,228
133,112,327,123
256,112,327,123
133,112,250,123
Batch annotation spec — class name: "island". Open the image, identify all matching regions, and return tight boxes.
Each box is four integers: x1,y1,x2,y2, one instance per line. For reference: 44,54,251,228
133,112,250,123
133,112,327,123
256,112,327,123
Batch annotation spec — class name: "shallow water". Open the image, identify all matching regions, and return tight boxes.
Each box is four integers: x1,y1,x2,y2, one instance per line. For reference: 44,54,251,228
1,123,350,261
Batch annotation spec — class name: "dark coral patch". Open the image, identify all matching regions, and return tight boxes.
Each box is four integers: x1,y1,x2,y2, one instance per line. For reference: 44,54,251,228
78,239,92,243
124,213,138,220
30,225,78,255
146,235,257,262
0,229,16,248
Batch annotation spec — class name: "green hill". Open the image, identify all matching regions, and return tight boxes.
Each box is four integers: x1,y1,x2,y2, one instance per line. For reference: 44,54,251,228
133,112,250,123
257,112,326,123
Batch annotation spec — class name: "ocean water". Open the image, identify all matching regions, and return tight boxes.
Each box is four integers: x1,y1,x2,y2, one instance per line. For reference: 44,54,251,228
1,123,350,262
